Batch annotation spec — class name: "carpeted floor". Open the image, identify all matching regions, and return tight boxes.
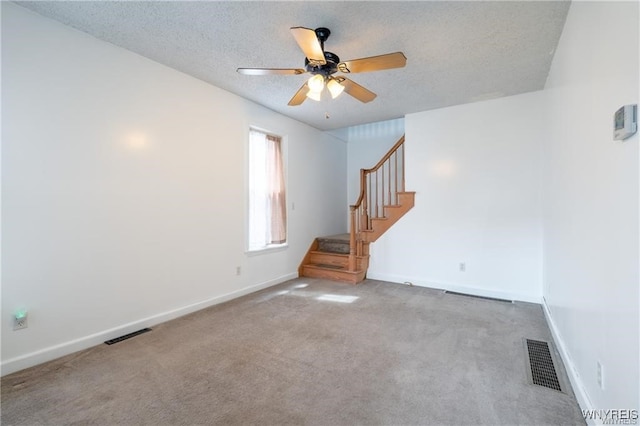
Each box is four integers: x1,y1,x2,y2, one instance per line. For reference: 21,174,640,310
1,278,585,425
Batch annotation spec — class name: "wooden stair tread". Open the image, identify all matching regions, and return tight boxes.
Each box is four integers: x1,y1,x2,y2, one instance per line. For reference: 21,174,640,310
311,250,348,257
309,250,368,258
316,234,350,242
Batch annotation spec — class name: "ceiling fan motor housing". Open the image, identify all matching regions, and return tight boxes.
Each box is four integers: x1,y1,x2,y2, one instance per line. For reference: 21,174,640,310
303,27,339,77
314,27,331,43
305,51,339,76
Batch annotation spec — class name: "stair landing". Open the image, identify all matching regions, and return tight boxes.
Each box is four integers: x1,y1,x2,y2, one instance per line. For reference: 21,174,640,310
317,234,350,253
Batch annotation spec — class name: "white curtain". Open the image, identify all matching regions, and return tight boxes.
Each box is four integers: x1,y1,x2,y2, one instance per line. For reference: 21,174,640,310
249,130,286,250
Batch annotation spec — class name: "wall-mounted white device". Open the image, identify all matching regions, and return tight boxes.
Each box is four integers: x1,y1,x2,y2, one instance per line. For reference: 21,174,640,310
613,104,637,140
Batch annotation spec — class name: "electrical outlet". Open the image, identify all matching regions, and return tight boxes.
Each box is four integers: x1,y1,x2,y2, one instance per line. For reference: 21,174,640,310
13,311,28,331
236,266,241,276
459,262,466,272
597,361,604,389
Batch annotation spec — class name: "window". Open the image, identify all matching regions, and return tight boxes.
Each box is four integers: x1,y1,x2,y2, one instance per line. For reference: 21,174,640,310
248,128,287,251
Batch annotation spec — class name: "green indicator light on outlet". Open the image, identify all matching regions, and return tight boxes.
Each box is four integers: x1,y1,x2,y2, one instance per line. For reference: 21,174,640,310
13,308,28,330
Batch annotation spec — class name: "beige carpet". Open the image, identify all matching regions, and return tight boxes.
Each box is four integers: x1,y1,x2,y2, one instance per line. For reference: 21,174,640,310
1,278,584,425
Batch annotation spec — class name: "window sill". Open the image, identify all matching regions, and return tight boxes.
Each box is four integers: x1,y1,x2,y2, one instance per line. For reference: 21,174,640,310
246,243,288,256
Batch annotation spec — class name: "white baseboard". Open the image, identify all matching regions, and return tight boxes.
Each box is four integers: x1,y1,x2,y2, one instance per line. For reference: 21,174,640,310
1,272,297,377
542,297,597,425
366,271,542,304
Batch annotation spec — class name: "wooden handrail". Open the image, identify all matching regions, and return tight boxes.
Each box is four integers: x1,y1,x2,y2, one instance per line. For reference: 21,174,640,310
348,134,406,271
364,135,406,174
351,135,405,210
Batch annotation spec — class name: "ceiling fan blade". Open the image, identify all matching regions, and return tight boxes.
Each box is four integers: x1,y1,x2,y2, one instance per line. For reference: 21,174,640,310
336,77,377,103
290,27,326,66
288,83,309,106
237,68,306,76
338,52,407,73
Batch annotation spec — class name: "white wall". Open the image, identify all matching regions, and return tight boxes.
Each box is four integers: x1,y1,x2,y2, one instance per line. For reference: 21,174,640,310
542,1,639,413
1,3,346,375
367,92,546,303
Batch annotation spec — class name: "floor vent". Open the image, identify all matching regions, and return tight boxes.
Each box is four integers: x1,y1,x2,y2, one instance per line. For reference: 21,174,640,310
104,328,151,345
525,338,562,392
444,290,512,303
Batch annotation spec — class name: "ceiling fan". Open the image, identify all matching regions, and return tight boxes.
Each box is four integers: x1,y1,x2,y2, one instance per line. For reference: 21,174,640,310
237,27,407,106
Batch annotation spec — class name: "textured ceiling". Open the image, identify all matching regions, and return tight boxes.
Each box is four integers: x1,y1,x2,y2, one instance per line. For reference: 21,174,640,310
14,1,571,131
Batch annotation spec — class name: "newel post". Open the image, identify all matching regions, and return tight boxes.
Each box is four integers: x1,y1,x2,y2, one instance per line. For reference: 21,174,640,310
348,207,357,271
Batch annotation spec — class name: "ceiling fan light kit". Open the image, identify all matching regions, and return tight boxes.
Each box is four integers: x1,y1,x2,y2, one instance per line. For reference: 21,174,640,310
304,75,345,101
306,90,322,102
237,26,406,106
307,74,325,93
327,78,345,99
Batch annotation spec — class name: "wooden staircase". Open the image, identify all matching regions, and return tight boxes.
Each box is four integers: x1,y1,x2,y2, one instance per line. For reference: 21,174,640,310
299,135,415,284
298,234,370,284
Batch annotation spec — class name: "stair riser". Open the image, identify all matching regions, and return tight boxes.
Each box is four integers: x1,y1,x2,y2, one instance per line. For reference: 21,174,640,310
301,265,365,284
308,253,369,270
309,252,349,268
